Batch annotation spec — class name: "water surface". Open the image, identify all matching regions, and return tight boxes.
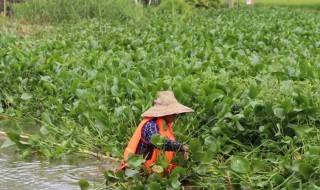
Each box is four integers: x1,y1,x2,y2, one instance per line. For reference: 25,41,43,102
0,138,118,190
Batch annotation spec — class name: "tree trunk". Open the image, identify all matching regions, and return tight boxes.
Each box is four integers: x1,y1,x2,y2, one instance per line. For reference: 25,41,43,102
228,0,234,8
9,0,13,17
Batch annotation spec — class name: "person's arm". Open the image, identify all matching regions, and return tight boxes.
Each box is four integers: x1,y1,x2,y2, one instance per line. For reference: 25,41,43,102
143,121,185,151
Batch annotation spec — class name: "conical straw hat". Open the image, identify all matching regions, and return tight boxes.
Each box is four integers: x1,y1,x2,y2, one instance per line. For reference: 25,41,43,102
141,91,194,117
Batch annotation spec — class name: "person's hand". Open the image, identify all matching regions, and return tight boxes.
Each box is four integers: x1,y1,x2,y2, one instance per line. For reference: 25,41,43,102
182,151,189,159
181,145,189,159
181,145,189,152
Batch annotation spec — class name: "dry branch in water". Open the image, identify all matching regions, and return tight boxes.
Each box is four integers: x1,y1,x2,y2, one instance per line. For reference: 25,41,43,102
0,130,120,162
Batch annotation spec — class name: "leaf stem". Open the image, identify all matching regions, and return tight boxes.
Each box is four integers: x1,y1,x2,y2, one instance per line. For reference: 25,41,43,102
274,172,295,190
244,139,270,158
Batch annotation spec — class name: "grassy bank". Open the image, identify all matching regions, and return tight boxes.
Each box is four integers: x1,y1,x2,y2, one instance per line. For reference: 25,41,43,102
223,0,320,9
254,0,320,8
12,0,145,24
256,0,320,4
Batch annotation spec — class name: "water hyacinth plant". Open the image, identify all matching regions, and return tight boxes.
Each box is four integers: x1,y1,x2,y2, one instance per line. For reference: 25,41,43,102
1,5,320,189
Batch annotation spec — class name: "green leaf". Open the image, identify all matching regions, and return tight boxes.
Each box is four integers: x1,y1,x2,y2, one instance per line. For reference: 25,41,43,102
83,126,90,135
1,139,15,148
126,154,145,170
151,165,164,174
253,104,265,117
78,179,90,190
273,107,286,120
104,170,119,183
148,182,161,190
204,136,218,152
250,159,262,172
250,100,265,108
273,173,284,185
236,121,244,131
41,112,52,125
76,89,89,98
291,160,302,172
151,134,164,148
196,163,212,175
125,168,139,178
21,149,32,158
230,156,250,173
309,146,320,155
170,166,187,177
311,180,320,190
211,127,222,135
299,163,314,180
111,84,119,96
216,103,230,119
6,132,21,143
181,80,191,93
20,93,33,100
114,187,126,190
40,126,50,135
40,75,52,82
189,138,201,153
133,185,145,190
286,178,301,190
249,85,259,99
250,100,266,117
210,93,224,102
171,177,181,188
290,125,308,138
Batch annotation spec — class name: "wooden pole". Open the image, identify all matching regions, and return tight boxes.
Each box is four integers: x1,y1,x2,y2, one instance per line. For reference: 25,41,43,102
3,0,7,16
79,149,120,161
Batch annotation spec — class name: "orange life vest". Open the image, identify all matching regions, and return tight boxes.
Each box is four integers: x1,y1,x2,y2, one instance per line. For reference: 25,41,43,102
115,117,176,173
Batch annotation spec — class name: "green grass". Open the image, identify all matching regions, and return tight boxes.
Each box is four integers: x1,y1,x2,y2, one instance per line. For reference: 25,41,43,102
256,0,319,4
254,0,320,8
223,0,320,9
13,0,145,24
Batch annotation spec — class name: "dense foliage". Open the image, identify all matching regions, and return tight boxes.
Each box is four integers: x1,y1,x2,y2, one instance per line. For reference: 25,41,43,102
1,6,320,189
13,0,144,23
11,0,222,24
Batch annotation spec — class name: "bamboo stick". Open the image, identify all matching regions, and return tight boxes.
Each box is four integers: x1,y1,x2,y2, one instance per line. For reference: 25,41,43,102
79,148,120,162
0,130,120,162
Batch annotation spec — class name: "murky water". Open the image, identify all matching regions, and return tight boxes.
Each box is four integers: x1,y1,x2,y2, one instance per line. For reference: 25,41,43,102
0,138,119,190
0,121,119,189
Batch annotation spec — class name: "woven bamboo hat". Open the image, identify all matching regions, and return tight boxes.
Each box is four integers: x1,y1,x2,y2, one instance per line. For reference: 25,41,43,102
141,91,194,117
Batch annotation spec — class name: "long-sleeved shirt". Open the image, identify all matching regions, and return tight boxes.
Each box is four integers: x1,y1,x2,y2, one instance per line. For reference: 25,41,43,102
137,118,181,151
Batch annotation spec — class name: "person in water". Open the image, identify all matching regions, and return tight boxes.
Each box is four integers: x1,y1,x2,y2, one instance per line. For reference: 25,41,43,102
115,91,194,174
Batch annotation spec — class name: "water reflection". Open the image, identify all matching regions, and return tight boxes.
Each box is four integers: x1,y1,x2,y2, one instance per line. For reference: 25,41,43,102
0,139,119,190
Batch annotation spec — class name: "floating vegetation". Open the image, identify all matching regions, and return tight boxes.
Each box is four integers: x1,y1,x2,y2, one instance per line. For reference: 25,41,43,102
1,6,320,189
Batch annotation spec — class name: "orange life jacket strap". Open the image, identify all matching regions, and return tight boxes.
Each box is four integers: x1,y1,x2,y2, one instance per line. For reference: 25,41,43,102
123,117,153,160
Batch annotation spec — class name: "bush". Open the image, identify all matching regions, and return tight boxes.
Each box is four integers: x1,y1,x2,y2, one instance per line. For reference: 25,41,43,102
156,0,192,15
